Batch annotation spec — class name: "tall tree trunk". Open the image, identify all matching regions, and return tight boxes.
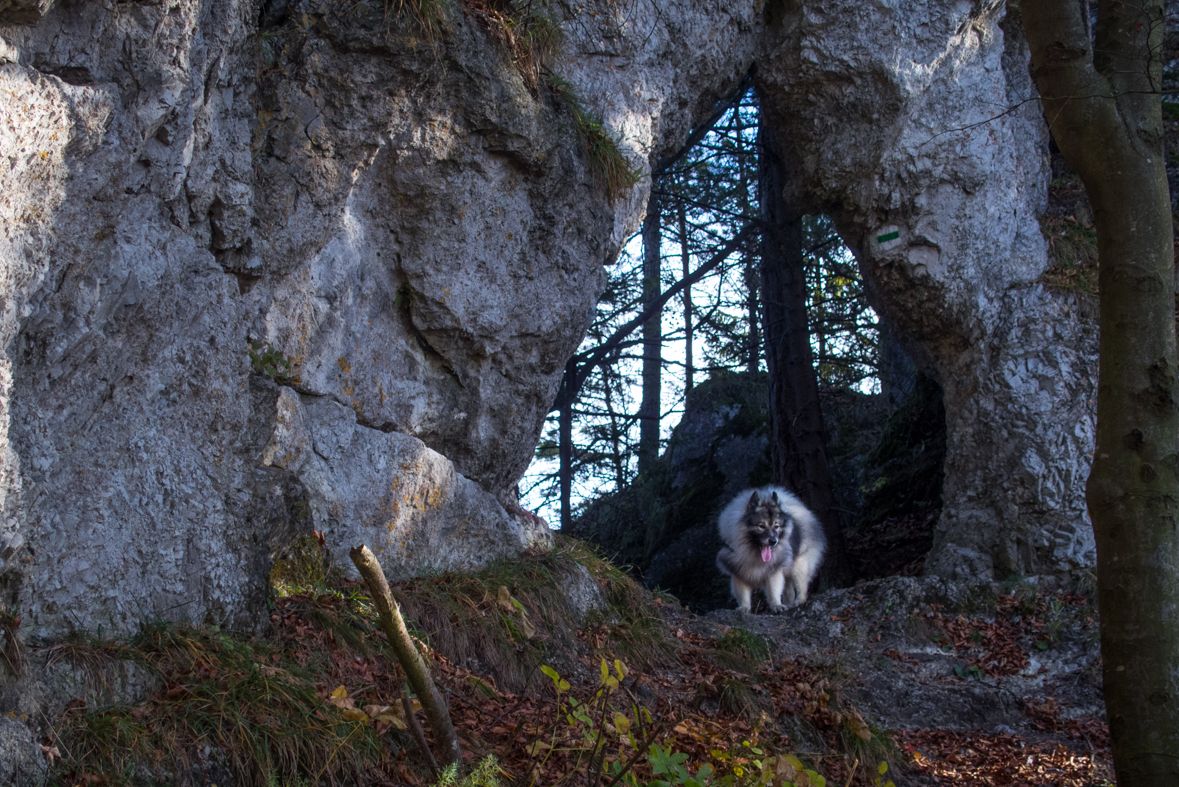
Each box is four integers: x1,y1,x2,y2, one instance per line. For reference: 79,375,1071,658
877,318,917,409
1023,1,1179,782
759,123,850,586
558,360,575,530
602,361,627,488
735,103,761,375
638,190,662,476
744,254,761,375
679,202,694,393
813,265,826,378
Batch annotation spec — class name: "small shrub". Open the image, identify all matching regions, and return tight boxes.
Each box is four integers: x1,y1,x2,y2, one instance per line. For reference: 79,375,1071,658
249,340,299,385
534,662,825,786
394,282,416,311
435,754,503,786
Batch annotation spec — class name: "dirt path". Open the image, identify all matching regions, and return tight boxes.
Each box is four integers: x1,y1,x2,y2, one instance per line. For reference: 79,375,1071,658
676,575,1113,785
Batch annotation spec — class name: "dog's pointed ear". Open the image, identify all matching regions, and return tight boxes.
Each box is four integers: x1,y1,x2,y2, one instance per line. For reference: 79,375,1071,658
746,491,760,511
770,491,780,505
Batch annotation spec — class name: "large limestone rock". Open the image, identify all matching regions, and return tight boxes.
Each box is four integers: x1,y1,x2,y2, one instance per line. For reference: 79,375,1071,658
259,383,550,578
756,0,1097,580
0,0,761,644
0,0,1098,674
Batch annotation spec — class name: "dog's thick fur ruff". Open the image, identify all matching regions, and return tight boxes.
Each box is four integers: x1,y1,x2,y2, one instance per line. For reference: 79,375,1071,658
715,485,826,614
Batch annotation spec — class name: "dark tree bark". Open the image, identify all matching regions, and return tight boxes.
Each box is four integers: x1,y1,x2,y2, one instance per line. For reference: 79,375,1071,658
735,103,761,375
638,190,662,476
601,361,629,489
744,254,761,374
679,202,694,393
758,123,850,586
1023,1,1179,782
558,359,575,529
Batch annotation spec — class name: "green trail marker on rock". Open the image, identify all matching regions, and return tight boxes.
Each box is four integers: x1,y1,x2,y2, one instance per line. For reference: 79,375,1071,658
874,224,902,251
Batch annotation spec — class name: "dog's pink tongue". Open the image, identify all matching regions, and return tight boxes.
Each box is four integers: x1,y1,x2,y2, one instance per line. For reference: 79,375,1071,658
761,545,773,563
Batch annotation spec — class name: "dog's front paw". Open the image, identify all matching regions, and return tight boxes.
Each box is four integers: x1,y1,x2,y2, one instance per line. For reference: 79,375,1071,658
768,604,788,614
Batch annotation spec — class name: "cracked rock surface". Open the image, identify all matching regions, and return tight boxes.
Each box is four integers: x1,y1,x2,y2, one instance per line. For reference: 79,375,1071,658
0,0,758,641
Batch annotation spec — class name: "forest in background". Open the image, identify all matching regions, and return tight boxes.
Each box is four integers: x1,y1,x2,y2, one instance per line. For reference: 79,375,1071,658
522,88,885,535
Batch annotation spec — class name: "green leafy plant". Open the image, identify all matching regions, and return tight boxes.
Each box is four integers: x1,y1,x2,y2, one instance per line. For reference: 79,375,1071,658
249,340,299,384
394,282,417,312
532,662,832,787
643,743,715,786
434,754,504,786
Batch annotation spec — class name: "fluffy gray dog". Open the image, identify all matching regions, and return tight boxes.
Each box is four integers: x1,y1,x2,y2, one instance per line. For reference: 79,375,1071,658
715,485,826,614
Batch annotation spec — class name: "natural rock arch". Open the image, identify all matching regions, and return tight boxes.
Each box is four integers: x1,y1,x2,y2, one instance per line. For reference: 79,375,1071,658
0,0,1093,642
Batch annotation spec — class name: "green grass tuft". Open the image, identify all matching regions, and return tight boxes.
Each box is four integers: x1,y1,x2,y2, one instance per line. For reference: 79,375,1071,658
388,0,454,41
717,676,765,721
707,627,773,676
716,627,771,663
465,0,564,91
543,71,642,203
53,613,394,786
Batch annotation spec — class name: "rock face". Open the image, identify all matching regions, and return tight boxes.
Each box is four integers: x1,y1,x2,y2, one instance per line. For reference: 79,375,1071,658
0,0,761,644
258,382,551,580
0,0,1096,661
756,0,1098,580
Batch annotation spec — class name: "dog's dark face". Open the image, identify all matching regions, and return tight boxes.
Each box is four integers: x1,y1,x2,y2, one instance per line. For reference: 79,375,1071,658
744,491,789,561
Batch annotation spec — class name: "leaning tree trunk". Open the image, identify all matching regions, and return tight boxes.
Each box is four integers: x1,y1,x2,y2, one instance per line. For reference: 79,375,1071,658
1023,1,1179,782
758,123,850,586
349,546,462,769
